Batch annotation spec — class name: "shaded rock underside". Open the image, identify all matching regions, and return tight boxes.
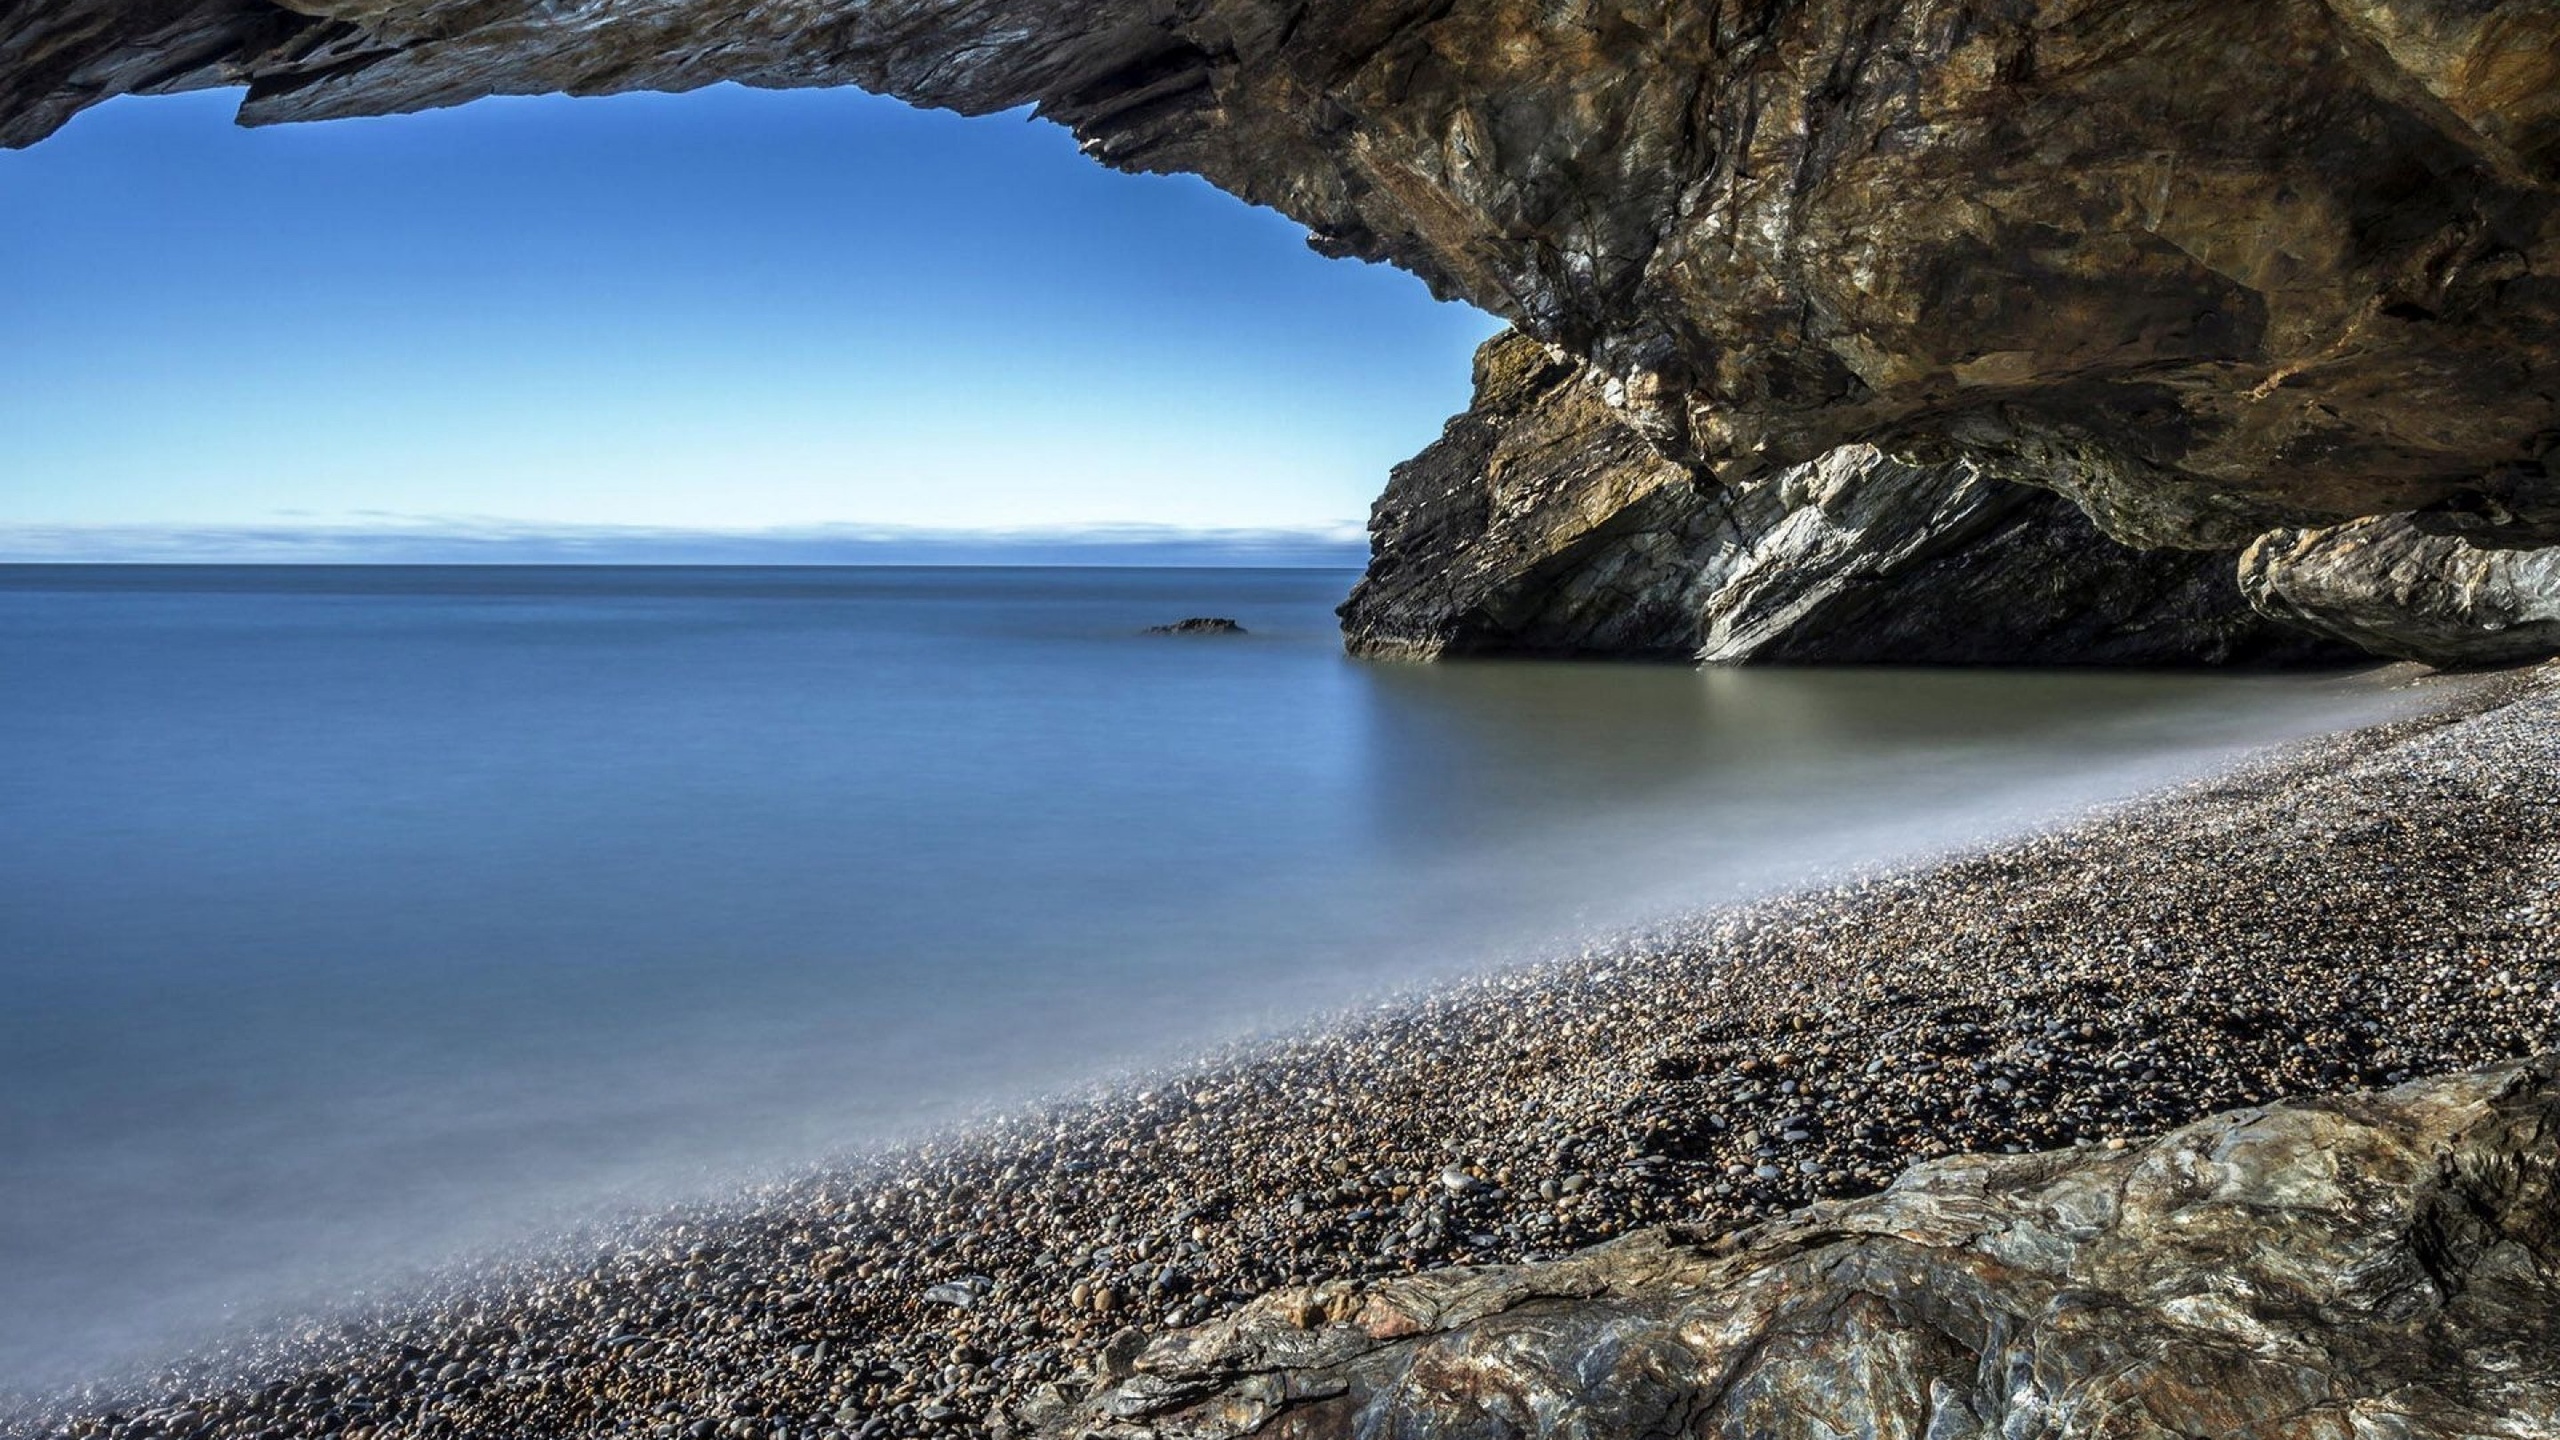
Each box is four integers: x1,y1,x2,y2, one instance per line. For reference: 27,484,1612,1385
1053,1058,2560,1440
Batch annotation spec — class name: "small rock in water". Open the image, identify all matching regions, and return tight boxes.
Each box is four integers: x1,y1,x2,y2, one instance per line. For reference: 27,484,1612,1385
1142,617,1246,636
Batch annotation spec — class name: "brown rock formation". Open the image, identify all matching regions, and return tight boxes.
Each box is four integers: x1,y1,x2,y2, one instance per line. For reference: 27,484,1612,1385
1340,330,2358,662
1044,1057,2560,1440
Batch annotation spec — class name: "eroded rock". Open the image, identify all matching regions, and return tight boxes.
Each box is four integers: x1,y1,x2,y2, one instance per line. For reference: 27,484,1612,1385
1337,331,1705,660
2241,514,2560,667
1340,332,2351,664
1047,1058,2560,1440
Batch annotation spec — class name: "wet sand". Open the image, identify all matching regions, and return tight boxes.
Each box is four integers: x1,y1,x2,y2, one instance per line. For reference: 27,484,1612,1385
20,663,2560,1440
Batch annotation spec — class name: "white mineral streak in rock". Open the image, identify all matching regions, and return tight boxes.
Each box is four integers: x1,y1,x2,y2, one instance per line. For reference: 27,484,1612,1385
2241,515,2560,667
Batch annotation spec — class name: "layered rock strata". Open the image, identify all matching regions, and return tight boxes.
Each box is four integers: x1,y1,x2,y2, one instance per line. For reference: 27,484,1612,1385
2241,514,2560,667
5,0,2557,548
1051,1058,2560,1440
1340,332,2352,664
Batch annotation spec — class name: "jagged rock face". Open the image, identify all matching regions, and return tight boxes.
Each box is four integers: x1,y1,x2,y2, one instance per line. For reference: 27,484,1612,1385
1045,1058,2560,1440
1340,332,2353,664
2241,514,2560,666
1693,451,2349,663
1336,332,1708,660
5,0,2557,550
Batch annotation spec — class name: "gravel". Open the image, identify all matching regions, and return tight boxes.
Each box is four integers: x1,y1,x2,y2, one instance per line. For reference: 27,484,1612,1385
14,664,2558,1440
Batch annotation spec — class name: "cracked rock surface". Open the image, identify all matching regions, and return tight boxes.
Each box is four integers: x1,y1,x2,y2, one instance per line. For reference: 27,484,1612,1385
2243,513,2560,667
1048,1057,2560,1440
1340,331,2354,664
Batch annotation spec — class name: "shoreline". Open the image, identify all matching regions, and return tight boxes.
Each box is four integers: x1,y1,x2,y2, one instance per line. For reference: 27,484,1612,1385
18,661,2560,1440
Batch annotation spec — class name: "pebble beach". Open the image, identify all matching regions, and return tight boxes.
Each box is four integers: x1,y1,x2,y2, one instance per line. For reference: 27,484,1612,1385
16,662,2559,1440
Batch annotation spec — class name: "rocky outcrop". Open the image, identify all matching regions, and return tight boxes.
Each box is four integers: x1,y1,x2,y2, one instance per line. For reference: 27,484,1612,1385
6,0,2558,550
1044,1058,2560,1440
1341,332,2353,664
1336,332,1710,660
2241,515,2560,666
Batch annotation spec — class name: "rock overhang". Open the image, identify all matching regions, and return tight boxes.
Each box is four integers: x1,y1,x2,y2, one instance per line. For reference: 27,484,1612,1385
9,0,2560,662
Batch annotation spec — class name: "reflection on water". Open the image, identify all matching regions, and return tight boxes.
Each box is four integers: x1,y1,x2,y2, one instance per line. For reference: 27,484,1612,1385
0,565,2405,1390
1350,658,2393,908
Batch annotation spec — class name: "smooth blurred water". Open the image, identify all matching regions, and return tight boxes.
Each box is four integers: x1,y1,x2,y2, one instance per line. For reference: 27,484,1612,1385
0,565,2409,1388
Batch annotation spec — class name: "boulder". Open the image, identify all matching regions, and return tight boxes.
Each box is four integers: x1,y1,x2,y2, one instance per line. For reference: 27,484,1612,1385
2240,515,2560,668
1047,1058,2560,1440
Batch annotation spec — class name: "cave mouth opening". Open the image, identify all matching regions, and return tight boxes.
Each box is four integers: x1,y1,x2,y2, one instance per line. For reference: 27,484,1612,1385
0,81,1502,567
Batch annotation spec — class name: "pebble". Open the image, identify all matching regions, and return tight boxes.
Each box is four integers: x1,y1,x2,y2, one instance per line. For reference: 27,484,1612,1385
18,668,2557,1440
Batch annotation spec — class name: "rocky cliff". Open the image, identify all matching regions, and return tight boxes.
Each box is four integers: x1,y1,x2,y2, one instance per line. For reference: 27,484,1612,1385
1045,1058,2560,1440
6,0,2559,663
1340,331,2354,663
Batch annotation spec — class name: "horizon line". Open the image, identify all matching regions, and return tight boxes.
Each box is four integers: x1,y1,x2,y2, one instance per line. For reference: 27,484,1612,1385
0,558,1365,571
0,519,1376,568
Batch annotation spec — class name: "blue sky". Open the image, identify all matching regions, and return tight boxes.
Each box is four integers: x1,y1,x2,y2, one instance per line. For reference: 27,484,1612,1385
0,85,1500,557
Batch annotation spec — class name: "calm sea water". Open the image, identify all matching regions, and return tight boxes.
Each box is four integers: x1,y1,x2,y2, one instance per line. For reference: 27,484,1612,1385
0,565,2408,1388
